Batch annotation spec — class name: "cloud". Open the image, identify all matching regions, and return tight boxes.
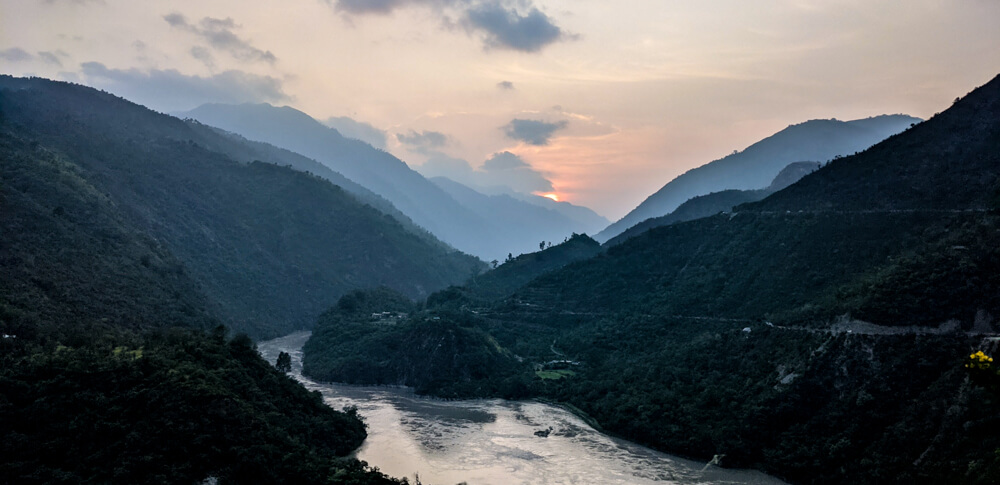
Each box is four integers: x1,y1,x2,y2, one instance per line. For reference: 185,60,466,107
42,0,104,4
497,80,514,90
418,150,553,194
163,13,276,64
396,129,448,151
502,118,568,145
324,0,567,52
79,62,290,112
328,0,450,15
37,51,63,67
462,2,565,52
190,46,215,69
0,47,33,62
323,116,388,149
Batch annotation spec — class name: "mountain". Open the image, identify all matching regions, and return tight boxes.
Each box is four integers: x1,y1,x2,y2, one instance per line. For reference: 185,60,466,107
606,161,820,246
192,123,449,251
463,183,610,234
0,76,413,484
453,233,602,302
176,103,502,257
596,114,920,241
0,76,482,339
429,176,601,259
302,74,1000,484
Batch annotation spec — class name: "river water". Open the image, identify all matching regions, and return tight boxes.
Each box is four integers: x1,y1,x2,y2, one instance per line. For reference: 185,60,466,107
258,332,787,485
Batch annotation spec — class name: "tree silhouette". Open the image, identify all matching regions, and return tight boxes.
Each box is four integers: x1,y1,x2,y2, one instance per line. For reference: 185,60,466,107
276,351,292,373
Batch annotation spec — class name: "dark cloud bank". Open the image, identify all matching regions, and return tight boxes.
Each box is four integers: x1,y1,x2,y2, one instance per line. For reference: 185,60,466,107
325,0,568,52
502,118,568,145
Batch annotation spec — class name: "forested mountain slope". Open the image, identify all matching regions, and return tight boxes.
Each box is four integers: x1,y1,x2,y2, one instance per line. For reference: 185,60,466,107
0,76,481,339
0,76,418,483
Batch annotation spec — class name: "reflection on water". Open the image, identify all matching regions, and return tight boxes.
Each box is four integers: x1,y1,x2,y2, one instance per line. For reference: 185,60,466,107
259,332,786,485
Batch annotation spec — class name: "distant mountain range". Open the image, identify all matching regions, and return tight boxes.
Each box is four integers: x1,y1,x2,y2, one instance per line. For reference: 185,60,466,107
177,103,605,260
429,176,604,259
605,161,821,246
596,114,921,241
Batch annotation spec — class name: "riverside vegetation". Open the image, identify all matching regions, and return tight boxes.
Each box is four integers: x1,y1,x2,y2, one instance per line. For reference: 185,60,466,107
303,74,1000,484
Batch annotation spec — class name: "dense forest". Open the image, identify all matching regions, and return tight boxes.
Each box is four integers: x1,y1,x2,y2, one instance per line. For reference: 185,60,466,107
0,76,482,340
303,75,1000,484
0,76,476,483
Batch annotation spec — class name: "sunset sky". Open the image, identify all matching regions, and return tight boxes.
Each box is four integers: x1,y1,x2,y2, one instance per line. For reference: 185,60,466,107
3,0,999,218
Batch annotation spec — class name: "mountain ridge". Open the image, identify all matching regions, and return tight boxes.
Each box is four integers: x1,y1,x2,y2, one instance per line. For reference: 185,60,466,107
596,114,920,241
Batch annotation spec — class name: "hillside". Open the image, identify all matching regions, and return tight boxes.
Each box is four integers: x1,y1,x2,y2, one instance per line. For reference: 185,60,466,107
458,233,602,302
193,124,450,251
176,103,505,258
302,74,1000,484
596,114,919,242
0,76,417,484
0,76,482,339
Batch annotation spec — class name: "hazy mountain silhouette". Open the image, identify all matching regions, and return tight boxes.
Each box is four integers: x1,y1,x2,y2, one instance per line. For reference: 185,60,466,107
606,161,820,246
429,176,602,259
176,103,505,258
596,114,920,241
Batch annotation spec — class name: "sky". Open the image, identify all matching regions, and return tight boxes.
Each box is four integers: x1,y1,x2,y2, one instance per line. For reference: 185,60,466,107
3,0,1000,219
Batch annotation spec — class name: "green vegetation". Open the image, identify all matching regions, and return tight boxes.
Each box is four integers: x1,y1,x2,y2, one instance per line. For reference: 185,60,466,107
0,75,482,340
460,233,601,302
0,76,472,483
535,369,575,380
303,74,1000,484
0,327,403,484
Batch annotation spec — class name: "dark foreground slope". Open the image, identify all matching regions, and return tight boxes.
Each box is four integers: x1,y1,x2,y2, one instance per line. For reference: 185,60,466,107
0,78,417,484
0,329,401,484
302,74,1000,484
0,76,481,339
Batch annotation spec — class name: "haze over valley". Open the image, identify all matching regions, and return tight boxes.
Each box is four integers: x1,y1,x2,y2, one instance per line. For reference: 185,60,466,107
3,1,1000,484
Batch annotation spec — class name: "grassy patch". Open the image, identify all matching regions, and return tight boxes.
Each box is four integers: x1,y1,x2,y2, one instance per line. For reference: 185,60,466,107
535,369,576,380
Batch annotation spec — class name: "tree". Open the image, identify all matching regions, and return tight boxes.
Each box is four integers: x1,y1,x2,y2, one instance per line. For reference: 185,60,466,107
539,241,545,251
276,351,292,374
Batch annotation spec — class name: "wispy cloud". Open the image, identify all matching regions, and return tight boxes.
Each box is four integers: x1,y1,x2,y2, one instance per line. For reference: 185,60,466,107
0,47,33,62
79,62,290,112
502,118,568,145
163,13,277,64
396,129,448,152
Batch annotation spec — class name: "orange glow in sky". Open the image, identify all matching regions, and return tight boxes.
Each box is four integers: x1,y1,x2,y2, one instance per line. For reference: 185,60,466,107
541,193,560,202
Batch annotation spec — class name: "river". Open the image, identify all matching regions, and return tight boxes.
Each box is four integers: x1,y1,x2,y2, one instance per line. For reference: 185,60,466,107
258,332,787,485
